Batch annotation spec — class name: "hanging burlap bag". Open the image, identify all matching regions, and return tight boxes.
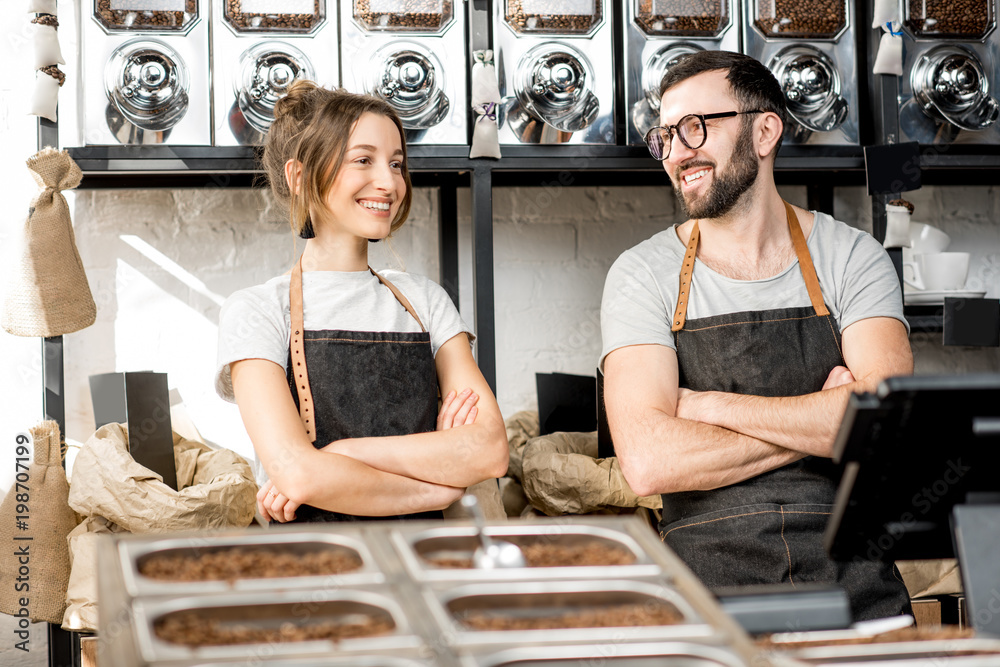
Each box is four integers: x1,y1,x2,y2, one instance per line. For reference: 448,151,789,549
0,421,81,624
2,147,96,337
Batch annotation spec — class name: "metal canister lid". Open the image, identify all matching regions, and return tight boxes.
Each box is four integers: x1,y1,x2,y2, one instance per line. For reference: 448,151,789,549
769,46,847,133
642,44,703,110
515,44,599,133
527,51,587,112
104,39,189,131
911,45,998,131
371,45,450,129
237,42,314,133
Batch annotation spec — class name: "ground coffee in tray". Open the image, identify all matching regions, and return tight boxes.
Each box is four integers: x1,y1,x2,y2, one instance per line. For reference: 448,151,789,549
427,542,635,569
139,547,363,582
458,603,682,631
155,610,393,646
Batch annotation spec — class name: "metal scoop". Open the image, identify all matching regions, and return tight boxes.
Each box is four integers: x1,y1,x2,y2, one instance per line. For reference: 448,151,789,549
461,495,527,569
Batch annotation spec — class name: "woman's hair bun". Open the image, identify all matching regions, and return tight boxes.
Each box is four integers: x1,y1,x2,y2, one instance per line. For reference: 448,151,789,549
273,79,319,121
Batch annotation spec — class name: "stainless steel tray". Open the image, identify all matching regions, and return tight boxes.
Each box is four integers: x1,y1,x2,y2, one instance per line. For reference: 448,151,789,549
118,527,386,597
390,521,662,582
769,637,1000,665
132,588,424,663
424,579,718,648
460,641,754,666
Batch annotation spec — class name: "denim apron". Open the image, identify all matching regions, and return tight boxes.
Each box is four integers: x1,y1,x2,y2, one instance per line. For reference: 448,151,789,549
286,257,442,523
661,201,910,621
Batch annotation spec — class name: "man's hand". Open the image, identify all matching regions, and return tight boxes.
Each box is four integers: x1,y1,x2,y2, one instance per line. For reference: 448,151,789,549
822,365,856,390
257,478,300,523
675,387,714,423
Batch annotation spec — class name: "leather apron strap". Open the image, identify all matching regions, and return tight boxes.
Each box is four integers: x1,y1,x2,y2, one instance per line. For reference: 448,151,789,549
289,256,316,442
288,258,426,442
670,201,828,333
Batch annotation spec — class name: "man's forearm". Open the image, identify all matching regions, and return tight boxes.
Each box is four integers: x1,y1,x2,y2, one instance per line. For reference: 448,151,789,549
615,408,805,496
677,381,862,458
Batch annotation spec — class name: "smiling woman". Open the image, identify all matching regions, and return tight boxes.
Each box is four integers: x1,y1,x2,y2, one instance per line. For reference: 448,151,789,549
214,81,508,524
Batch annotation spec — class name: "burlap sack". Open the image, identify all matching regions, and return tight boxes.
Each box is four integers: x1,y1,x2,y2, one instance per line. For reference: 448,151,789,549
0,421,81,624
2,147,96,337
62,516,126,632
68,423,257,533
520,431,662,516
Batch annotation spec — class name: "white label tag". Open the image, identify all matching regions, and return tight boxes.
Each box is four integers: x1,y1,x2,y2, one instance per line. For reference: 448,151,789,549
370,0,443,10
518,0,594,16
111,0,185,10
242,0,315,13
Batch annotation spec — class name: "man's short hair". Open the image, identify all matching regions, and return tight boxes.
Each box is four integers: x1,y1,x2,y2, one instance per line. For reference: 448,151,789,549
659,50,787,155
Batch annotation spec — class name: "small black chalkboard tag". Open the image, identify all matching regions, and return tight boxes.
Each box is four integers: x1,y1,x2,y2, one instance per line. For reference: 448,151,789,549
864,142,921,195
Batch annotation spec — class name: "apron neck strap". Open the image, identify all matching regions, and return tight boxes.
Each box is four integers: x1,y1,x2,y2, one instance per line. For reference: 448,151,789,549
369,267,427,333
670,201,829,334
289,256,316,442
784,200,830,318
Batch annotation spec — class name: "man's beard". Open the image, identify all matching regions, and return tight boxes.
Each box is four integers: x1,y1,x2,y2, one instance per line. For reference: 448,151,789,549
673,119,759,220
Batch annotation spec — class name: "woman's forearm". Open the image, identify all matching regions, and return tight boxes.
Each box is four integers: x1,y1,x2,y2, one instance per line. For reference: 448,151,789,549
322,419,508,488
275,449,464,516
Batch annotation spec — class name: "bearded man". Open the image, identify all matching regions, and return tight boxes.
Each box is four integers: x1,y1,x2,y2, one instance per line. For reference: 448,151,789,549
600,50,913,621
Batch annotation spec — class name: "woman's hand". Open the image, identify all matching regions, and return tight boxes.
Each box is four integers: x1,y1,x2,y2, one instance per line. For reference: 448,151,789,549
256,478,300,523
437,388,479,431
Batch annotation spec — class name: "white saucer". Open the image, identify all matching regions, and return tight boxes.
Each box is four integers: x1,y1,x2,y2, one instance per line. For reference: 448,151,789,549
904,289,987,306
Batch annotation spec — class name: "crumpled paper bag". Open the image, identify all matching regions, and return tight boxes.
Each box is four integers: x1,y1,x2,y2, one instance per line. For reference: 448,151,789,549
520,431,662,516
62,516,126,631
68,423,257,533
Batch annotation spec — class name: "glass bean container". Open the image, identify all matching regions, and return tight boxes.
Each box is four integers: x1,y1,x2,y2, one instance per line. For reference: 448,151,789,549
634,0,729,38
224,0,325,34
505,0,602,35
905,0,994,40
752,0,847,39
353,0,454,33
94,0,199,33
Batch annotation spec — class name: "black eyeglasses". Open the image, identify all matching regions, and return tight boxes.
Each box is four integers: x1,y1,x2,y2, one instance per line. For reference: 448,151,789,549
644,110,764,160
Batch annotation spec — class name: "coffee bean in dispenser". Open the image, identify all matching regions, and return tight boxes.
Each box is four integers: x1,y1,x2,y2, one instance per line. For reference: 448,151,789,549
353,0,453,32
504,0,603,34
224,0,324,32
905,0,992,38
635,0,726,37
752,0,845,38
94,0,198,32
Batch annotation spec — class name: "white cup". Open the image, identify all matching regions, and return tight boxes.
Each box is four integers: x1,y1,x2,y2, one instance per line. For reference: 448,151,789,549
902,223,951,269
904,252,970,292
909,222,951,253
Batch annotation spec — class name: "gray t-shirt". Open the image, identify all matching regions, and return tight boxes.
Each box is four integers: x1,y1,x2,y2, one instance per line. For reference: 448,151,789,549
600,211,907,369
215,269,472,402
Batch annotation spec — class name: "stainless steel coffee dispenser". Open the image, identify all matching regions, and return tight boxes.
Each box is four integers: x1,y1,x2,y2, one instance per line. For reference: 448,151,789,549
624,1,741,146
212,0,337,146
898,0,1000,145
741,0,859,145
340,1,467,145
495,0,615,145
83,1,210,145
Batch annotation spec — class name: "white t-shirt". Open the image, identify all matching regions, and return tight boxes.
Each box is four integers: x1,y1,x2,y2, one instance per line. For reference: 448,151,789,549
215,269,472,402
601,211,907,368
